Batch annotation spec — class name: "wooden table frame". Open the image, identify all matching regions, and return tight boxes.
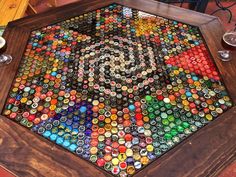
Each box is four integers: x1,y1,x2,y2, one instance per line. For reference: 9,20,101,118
0,0,236,176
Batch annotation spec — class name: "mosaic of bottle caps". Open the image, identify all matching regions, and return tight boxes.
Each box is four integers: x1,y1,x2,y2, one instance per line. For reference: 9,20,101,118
2,4,233,176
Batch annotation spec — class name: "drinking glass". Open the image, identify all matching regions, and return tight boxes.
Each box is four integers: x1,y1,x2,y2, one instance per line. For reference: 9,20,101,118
218,25,236,61
0,37,12,66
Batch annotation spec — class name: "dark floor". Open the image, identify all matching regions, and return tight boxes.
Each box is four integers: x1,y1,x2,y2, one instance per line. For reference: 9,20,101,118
0,0,236,177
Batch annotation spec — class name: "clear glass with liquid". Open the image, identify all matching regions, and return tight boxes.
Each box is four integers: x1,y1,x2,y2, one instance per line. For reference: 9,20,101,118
218,27,236,61
0,37,12,66
223,29,236,48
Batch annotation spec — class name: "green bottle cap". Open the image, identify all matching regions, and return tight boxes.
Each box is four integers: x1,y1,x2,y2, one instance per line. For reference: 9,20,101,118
170,129,178,136
182,122,190,128
104,162,112,171
175,118,182,125
167,115,175,122
149,113,156,119
164,133,172,140
145,95,152,102
154,110,160,116
162,119,169,125
6,104,13,110
169,122,176,128
153,103,159,109
159,101,164,106
147,107,154,113
165,103,172,109
161,112,168,119
177,125,184,132
90,155,97,163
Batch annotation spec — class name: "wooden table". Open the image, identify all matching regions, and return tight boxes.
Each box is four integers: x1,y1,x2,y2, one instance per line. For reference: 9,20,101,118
0,0,236,177
0,0,29,26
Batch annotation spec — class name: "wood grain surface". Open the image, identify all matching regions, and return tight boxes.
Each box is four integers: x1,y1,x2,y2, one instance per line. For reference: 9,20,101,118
0,0,30,26
199,19,236,103
0,26,30,113
0,0,235,177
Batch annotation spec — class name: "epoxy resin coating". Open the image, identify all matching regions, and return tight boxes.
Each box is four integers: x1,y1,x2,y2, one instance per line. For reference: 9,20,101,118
3,4,233,176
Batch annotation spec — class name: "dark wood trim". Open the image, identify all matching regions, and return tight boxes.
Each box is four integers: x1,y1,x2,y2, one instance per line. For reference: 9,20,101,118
0,0,235,177
199,18,236,103
0,27,31,113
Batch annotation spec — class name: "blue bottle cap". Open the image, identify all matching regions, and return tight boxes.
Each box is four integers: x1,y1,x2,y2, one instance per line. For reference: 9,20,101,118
80,106,87,113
